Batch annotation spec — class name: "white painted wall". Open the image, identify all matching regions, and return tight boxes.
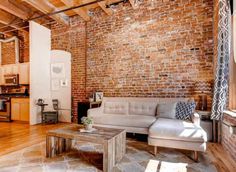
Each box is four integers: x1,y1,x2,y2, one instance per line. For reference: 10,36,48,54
30,21,51,125
51,50,71,123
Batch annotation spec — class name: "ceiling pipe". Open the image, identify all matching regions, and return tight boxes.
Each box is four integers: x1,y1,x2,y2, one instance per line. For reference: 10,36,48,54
29,0,105,21
0,0,130,31
0,0,131,34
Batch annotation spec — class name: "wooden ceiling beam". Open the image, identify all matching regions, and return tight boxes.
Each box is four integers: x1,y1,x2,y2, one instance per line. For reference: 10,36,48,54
98,1,113,15
0,10,23,29
0,24,16,37
60,0,90,21
0,0,29,20
0,10,27,36
22,0,69,25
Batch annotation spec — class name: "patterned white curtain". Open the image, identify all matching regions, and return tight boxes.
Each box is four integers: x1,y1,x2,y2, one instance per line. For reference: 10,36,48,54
211,0,231,121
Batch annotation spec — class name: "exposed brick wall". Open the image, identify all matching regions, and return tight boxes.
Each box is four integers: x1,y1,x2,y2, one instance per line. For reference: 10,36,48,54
51,0,214,120
222,113,236,161
86,0,214,107
1,31,29,65
213,0,219,70
1,41,15,65
51,16,87,122
18,31,29,63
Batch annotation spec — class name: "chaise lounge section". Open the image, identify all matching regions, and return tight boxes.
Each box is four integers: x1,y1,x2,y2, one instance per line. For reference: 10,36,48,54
88,97,207,161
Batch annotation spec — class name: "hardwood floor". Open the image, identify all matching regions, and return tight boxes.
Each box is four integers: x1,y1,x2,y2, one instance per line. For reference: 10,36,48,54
207,143,236,172
0,122,69,156
0,122,235,172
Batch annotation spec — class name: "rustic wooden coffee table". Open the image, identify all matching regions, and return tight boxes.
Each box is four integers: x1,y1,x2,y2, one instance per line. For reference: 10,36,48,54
46,125,126,172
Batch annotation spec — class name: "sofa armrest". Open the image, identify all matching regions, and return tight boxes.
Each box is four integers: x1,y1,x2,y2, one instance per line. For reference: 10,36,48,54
87,107,103,117
191,112,200,126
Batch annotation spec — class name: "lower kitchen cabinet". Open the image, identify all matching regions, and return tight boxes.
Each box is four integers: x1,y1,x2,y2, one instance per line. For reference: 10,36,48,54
11,98,29,122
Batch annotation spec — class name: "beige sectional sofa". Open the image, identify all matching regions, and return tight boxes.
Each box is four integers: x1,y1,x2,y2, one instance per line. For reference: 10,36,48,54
88,97,207,161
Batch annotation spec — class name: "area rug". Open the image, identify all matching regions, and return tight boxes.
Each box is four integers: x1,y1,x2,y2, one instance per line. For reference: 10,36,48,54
0,139,217,172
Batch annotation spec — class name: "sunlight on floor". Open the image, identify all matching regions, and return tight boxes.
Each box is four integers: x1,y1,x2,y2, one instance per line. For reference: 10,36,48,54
145,160,160,172
145,159,188,172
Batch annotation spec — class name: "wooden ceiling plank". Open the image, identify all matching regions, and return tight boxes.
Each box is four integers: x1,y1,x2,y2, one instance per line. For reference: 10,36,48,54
98,1,113,15
22,0,69,25
60,0,90,21
0,9,28,35
0,0,29,20
0,10,21,29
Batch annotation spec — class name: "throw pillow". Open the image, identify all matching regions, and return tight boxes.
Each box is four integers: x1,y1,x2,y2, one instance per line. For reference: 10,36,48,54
175,101,196,120
156,102,177,119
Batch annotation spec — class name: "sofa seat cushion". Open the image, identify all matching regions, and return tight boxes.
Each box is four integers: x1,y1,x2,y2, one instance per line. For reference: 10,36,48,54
92,114,156,128
149,118,207,142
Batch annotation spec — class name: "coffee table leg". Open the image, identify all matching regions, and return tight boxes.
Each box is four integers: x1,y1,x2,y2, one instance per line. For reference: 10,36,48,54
46,136,52,158
54,137,59,156
103,139,115,172
121,131,126,157
115,131,126,163
65,139,72,151
58,138,65,154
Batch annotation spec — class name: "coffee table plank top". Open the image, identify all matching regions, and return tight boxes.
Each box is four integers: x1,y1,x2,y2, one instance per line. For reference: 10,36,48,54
47,124,125,143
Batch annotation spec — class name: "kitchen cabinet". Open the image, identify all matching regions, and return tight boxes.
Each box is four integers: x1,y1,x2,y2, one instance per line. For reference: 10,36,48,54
12,65,19,74
11,102,20,120
19,63,29,85
3,65,13,75
0,63,30,85
1,64,19,75
11,98,29,122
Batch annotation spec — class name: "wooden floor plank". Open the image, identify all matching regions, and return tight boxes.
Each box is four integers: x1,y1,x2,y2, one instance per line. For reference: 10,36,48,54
0,122,69,156
0,122,235,172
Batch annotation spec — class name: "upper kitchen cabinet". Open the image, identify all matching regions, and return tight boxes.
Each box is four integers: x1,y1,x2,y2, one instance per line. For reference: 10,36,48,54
1,64,19,75
19,63,29,85
0,63,30,85
2,65,14,75
12,65,19,74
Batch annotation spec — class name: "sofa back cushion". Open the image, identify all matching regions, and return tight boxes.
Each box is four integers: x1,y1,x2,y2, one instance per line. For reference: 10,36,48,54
101,97,192,116
103,101,128,115
156,102,177,119
129,102,157,116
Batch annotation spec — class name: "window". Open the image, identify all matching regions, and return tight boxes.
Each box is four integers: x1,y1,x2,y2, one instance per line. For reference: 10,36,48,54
229,7,236,109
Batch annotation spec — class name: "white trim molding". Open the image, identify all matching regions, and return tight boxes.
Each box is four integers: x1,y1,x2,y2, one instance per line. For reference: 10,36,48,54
0,36,20,65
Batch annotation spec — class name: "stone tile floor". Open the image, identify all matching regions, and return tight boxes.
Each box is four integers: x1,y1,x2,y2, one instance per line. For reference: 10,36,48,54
0,139,217,172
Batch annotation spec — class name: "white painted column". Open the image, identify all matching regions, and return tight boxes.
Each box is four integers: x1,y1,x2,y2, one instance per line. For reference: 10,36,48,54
29,21,51,125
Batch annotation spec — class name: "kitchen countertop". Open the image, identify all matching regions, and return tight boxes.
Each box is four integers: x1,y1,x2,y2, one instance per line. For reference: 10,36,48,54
0,94,29,98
